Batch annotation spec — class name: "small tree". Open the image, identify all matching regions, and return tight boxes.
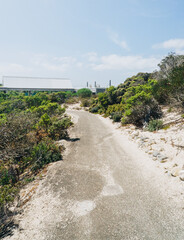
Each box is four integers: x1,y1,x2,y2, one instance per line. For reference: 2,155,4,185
77,88,92,98
38,113,51,131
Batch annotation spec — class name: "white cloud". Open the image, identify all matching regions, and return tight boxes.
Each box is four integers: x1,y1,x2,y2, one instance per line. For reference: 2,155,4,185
90,54,160,71
76,62,83,68
31,54,80,72
0,63,31,75
153,39,184,52
85,52,98,62
110,33,129,50
108,30,130,51
52,56,76,64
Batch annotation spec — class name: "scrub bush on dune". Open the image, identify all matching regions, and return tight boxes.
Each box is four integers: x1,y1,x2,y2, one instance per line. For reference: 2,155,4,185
0,90,74,237
77,88,92,98
29,141,62,172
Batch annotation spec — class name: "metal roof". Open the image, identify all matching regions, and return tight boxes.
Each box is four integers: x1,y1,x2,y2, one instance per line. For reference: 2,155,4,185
2,76,73,89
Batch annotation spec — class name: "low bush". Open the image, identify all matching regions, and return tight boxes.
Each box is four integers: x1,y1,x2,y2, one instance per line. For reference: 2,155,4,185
38,113,51,132
32,102,64,117
147,119,163,132
49,92,66,104
105,104,124,116
77,88,92,98
29,141,62,172
48,117,73,140
0,185,17,208
80,99,91,107
110,112,122,122
0,113,7,125
89,105,100,113
121,93,162,126
0,112,38,163
65,97,79,104
0,166,18,186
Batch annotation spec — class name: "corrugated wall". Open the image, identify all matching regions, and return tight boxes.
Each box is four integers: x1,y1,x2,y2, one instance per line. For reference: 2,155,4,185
3,76,73,89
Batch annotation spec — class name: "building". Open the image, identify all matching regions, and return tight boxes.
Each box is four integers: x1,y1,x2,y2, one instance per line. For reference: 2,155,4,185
1,76,75,93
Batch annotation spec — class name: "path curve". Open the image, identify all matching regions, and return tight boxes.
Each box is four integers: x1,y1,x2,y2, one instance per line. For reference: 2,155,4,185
5,110,184,240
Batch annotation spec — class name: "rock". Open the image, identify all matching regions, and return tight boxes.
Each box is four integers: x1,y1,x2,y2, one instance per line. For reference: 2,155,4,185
133,131,139,137
158,155,168,163
148,151,153,155
179,170,184,181
152,157,157,161
140,136,149,142
171,168,181,177
159,148,164,152
173,163,178,167
153,151,161,157
160,137,166,142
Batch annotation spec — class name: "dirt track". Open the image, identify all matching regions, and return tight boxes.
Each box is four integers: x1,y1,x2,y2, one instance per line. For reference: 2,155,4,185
5,110,184,240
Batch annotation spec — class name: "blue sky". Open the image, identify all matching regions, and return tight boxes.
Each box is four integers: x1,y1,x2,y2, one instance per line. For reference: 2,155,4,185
0,0,184,87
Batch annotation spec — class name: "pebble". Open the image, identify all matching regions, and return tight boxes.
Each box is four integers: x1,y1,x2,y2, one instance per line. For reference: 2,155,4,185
153,151,161,157
171,168,181,177
148,151,153,155
179,170,184,181
158,155,168,163
140,136,149,142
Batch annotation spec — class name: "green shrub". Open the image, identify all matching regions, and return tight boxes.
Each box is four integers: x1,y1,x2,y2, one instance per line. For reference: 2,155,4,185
98,108,104,114
147,119,163,132
48,117,73,140
65,97,79,104
0,112,38,163
30,141,62,172
110,112,122,122
98,92,109,109
106,104,124,116
49,92,66,104
77,88,92,98
0,185,17,207
25,95,44,108
0,114,7,125
65,91,77,99
89,105,100,113
32,102,64,117
80,99,91,107
122,92,162,126
38,113,51,131
0,167,11,186
106,86,117,104
0,99,26,114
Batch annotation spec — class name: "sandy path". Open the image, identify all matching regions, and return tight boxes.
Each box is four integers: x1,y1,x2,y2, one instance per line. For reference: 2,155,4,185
5,109,184,240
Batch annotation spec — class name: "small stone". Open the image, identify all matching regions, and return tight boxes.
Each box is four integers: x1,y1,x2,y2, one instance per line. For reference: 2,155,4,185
134,132,139,137
140,136,149,142
171,168,181,177
153,151,161,157
173,163,178,167
179,170,184,181
158,155,168,163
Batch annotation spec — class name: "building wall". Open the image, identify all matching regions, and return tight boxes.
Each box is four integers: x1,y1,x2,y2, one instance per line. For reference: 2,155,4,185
3,76,73,89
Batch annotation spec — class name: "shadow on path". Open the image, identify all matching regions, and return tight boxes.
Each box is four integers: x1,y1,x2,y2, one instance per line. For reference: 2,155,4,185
0,210,19,239
66,137,80,142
